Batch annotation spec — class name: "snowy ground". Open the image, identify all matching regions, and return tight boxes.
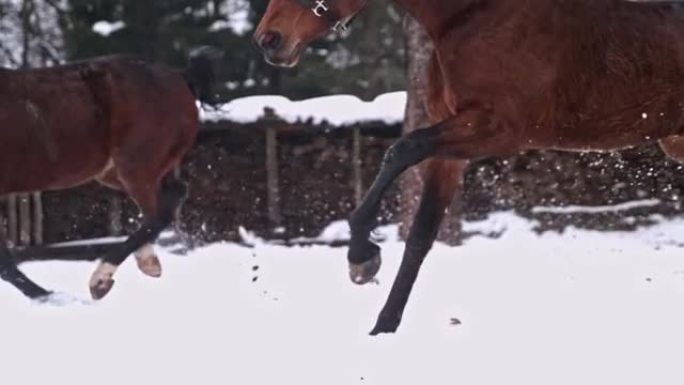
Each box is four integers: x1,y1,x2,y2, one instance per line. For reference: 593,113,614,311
3,212,684,385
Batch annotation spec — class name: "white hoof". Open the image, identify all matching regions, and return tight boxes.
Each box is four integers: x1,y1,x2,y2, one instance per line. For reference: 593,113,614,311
89,262,117,300
135,244,162,278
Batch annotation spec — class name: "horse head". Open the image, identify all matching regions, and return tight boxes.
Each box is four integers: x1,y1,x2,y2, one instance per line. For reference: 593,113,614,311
253,0,370,67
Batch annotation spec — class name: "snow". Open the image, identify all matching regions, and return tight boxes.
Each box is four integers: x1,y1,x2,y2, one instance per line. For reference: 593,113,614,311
200,91,407,125
241,220,397,246
4,211,684,384
532,198,661,214
208,15,251,35
206,0,252,35
92,20,126,37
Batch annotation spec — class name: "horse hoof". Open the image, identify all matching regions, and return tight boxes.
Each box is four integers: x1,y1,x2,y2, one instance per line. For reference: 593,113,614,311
369,313,401,336
90,277,115,300
89,262,117,300
349,253,382,285
136,254,162,278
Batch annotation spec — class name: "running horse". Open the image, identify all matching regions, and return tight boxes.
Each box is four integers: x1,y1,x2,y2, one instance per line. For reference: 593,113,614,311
254,0,684,334
0,54,213,301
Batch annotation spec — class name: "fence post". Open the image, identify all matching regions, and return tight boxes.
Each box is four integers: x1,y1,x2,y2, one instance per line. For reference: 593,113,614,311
108,194,123,236
264,107,282,231
32,192,43,245
7,195,17,246
0,201,5,243
19,194,31,245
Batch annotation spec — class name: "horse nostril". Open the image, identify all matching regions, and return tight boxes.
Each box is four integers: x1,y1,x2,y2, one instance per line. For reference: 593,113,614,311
259,31,282,52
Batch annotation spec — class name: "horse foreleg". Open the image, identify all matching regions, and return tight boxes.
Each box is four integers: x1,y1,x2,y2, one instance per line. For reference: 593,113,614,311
350,106,514,333
370,159,465,335
348,106,513,285
348,127,440,284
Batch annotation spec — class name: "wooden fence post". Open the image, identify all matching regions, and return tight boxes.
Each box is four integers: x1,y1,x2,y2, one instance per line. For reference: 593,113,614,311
0,201,5,242
108,194,123,236
32,192,43,245
19,194,31,245
7,195,18,246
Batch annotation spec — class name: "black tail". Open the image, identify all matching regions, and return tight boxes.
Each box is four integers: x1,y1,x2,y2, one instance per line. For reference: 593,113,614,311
184,46,223,107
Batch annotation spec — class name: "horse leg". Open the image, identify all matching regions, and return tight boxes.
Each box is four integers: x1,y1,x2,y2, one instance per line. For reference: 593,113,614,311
370,159,465,334
89,173,187,299
96,167,162,278
0,223,51,299
348,106,512,284
348,128,441,284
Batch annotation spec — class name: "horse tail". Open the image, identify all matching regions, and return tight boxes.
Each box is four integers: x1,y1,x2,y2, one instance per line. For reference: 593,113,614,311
183,46,223,107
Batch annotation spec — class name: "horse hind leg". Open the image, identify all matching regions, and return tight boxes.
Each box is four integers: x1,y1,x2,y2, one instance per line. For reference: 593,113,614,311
96,167,162,278
0,225,51,299
90,169,187,300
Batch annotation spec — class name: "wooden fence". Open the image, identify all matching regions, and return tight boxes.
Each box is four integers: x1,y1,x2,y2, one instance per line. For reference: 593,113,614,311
2,192,43,247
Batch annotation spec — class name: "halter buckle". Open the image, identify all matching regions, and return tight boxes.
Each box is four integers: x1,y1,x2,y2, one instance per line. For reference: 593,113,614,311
312,0,329,17
333,19,349,32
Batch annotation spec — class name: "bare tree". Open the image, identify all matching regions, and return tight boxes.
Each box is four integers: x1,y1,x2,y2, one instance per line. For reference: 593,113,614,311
399,15,461,243
0,0,64,68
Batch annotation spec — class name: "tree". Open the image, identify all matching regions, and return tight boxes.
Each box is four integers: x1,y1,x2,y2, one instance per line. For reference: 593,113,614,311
58,0,406,101
0,0,64,68
399,15,461,243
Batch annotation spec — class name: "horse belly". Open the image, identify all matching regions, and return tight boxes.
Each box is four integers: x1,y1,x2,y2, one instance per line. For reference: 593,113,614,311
0,98,110,194
543,91,684,151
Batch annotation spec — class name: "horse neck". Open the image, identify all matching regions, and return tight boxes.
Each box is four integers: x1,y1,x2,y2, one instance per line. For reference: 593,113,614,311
393,0,483,41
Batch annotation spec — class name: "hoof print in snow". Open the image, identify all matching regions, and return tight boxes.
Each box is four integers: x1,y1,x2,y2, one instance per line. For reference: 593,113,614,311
252,265,259,271
450,318,462,326
252,276,259,282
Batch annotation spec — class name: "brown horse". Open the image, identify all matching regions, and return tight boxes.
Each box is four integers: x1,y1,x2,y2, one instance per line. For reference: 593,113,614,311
0,53,212,301
254,0,684,334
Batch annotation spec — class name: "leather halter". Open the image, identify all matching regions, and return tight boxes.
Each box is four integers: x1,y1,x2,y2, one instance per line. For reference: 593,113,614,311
296,0,361,32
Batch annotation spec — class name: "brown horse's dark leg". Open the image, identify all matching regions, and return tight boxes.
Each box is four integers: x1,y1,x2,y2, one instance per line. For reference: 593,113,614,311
348,127,440,283
348,107,511,284
0,224,51,299
370,159,465,335
349,107,514,333
89,174,187,299
96,168,163,278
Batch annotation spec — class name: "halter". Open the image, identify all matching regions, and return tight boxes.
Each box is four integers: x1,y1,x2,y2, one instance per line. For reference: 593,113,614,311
297,0,363,33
